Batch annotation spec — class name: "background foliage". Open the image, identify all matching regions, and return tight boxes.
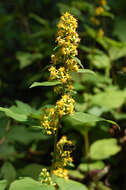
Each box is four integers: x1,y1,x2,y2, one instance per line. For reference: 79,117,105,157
0,0,126,190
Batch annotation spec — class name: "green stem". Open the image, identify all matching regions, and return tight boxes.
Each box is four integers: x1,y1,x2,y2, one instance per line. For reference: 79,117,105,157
84,126,89,160
51,127,58,175
105,66,110,78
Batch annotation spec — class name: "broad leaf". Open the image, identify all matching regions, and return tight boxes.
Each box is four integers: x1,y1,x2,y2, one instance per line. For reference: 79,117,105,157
0,143,15,159
109,45,126,61
18,164,44,180
114,18,126,42
90,138,121,160
63,112,119,134
9,178,55,190
0,107,27,122
88,53,110,69
68,170,84,179
6,125,49,145
1,162,16,184
91,87,126,109
78,161,105,172
0,180,7,190
16,52,42,69
10,101,32,116
54,177,88,190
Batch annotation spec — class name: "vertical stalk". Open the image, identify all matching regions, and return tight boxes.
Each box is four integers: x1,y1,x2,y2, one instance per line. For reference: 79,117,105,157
84,126,89,160
105,66,110,78
51,127,58,175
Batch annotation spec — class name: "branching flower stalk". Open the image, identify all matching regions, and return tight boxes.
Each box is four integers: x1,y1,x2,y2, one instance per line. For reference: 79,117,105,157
40,12,80,183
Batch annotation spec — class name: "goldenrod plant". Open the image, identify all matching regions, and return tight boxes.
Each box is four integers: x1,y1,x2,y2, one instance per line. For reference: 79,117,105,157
40,12,80,182
0,1,126,189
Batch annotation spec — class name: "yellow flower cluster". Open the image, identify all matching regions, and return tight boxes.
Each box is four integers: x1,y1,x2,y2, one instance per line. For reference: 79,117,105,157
53,168,68,180
100,0,107,6
95,6,104,16
39,168,56,186
40,94,74,134
95,0,107,16
56,94,75,117
49,66,71,84
49,12,80,90
40,107,58,135
56,12,80,58
41,12,79,135
53,136,73,180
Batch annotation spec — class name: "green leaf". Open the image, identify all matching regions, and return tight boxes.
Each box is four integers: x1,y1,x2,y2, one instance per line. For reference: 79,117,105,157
85,25,96,38
90,138,121,160
88,52,110,69
64,112,119,133
72,57,84,68
54,177,88,190
29,13,48,27
0,162,16,184
18,164,44,180
10,101,32,116
0,180,7,190
6,126,49,145
16,52,42,69
0,117,8,139
109,45,126,61
81,73,111,85
78,161,105,172
67,112,104,123
68,170,84,179
30,81,61,88
0,143,15,159
101,11,114,18
97,181,112,190
0,107,27,122
92,87,126,109
9,178,55,190
114,18,126,42
77,69,95,75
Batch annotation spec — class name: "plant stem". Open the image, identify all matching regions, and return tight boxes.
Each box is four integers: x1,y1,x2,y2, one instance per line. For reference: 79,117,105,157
51,127,58,175
84,126,89,160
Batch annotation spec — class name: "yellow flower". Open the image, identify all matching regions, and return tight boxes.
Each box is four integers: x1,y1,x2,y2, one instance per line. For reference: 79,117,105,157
56,99,64,107
97,28,104,37
56,94,75,116
53,168,69,180
58,67,65,72
67,84,74,91
61,78,67,83
52,136,73,180
101,0,107,6
90,17,100,25
49,66,57,79
96,7,104,16
40,107,59,135
49,108,55,114
54,86,61,94
47,131,52,135
39,168,55,185
58,110,64,117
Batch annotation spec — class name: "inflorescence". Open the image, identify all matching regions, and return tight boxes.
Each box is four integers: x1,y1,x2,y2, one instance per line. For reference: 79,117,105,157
40,12,80,181
40,12,80,135
53,136,73,180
